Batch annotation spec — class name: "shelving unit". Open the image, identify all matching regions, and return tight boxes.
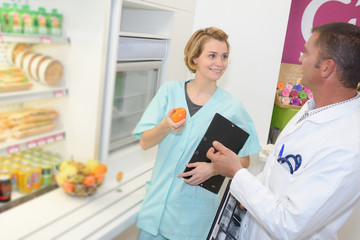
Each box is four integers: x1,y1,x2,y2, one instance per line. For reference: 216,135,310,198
0,130,65,156
0,33,70,44
0,31,69,209
0,85,68,105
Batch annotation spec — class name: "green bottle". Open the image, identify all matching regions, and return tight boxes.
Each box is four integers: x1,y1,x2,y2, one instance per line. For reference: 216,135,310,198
36,7,48,35
22,5,36,34
8,3,22,33
0,3,10,33
49,8,62,36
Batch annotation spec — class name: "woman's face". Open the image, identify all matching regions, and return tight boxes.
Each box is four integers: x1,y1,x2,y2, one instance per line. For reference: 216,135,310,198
193,38,228,82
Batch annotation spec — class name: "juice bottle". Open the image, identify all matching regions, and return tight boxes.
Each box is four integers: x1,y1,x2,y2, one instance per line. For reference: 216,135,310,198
0,3,10,33
19,167,32,193
10,164,20,191
22,5,36,34
30,162,42,189
0,170,12,202
36,7,48,35
8,3,22,34
41,163,52,186
49,8,62,36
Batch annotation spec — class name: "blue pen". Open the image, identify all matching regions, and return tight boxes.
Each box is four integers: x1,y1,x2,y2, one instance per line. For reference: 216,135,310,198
278,144,285,158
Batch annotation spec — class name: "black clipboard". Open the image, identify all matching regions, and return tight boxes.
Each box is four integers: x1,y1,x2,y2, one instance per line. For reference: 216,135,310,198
183,113,249,194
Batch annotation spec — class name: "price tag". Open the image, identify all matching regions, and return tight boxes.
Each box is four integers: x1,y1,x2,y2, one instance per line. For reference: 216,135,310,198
55,133,65,141
46,136,55,144
26,140,38,149
37,138,46,146
40,36,52,44
7,145,21,154
54,90,65,98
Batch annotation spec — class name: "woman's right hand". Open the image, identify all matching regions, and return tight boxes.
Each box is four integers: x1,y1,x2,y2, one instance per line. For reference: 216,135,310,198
140,108,186,150
166,108,186,132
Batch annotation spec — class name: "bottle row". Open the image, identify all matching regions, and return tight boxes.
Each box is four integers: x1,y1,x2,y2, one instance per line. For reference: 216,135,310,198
0,3,63,36
0,147,62,202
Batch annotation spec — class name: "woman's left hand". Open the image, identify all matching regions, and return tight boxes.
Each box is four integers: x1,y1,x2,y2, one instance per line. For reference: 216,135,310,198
177,162,218,186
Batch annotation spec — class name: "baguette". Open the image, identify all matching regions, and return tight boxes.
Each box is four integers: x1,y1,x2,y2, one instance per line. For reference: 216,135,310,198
0,65,33,92
0,129,6,142
0,108,58,129
0,79,33,91
11,120,56,139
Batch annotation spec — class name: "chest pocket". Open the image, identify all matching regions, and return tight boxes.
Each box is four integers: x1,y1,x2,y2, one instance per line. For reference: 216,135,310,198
268,159,292,197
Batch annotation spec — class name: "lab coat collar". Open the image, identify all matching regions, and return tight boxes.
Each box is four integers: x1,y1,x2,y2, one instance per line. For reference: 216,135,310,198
302,94,360,124
276,95,360,144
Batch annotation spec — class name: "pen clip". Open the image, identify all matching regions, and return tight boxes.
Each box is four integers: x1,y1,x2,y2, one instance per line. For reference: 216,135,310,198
278,144,285,158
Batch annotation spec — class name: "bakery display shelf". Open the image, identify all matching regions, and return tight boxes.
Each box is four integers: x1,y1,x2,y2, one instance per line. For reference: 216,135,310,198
0,33,70,44
0,85,68,105
0,129,65,156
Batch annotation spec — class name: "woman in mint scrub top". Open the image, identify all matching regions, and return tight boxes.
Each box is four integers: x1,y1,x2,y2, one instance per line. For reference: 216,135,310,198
132,27,260,240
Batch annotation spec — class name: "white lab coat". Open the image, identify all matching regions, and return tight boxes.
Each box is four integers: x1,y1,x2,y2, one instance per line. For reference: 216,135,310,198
230,95,360,240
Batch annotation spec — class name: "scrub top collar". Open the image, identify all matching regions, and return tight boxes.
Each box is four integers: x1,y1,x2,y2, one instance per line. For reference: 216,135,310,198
183,79,220,121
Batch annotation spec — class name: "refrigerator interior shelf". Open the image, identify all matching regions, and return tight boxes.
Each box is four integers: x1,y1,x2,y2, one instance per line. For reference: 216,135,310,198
119,31,171,40
0,33,70,44
113,93,147,114
0,85,68,105
0,129,66,156
112,107,144,119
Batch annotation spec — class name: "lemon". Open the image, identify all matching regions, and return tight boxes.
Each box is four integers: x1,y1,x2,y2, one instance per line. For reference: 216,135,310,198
63,165,77,182
86,158,100,172
56,172,66,186
59,160,73,173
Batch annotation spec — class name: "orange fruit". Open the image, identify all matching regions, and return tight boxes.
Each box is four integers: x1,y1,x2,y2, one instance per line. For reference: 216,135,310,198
92,164,107,183
83,175,96,186
172,107,186,123
93,164,107,175
116,171,124,182
62,181,74,193
95,174,105,183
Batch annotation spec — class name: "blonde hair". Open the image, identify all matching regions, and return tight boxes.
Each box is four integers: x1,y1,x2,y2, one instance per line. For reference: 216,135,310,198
184,27,230,73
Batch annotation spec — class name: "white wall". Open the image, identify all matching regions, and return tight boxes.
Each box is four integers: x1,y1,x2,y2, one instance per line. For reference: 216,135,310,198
192,0,292,145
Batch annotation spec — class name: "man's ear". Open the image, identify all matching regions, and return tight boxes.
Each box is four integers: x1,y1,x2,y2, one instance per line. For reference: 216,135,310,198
321,59,335,78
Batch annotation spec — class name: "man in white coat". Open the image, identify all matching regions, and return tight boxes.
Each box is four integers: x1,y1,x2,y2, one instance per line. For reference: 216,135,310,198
207,22,360,240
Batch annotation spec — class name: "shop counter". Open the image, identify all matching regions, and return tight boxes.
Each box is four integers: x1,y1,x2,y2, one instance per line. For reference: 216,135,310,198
0,145,156,240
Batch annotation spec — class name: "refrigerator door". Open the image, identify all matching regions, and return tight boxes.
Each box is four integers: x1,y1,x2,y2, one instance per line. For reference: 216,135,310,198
108,61,162,153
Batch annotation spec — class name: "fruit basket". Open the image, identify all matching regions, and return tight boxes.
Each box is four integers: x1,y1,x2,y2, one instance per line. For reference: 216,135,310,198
55,159,108,198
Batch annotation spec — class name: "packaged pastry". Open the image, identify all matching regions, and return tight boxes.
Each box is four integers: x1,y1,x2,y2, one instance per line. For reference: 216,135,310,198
22,52,42,78
29,54,50,81
37,58,63,86
6,43,31,65
15,50,33,69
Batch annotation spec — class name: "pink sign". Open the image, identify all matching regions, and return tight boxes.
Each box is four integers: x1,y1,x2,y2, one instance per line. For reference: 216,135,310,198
282,0,360,64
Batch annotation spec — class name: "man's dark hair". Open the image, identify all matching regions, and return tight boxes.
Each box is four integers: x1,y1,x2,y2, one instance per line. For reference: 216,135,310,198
312,22,360,89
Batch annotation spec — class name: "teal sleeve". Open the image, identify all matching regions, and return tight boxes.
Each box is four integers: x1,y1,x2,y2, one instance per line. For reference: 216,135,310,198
236,107,261,157
132,83,168,139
